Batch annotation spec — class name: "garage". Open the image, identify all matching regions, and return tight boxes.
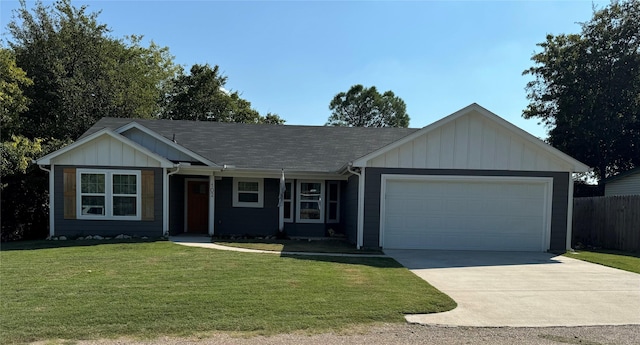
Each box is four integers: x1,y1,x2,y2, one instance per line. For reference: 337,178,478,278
380,175,553,251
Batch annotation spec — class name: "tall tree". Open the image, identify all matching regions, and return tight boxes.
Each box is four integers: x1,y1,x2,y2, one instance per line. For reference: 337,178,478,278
326,84,410,127
6,0,178,141
523,0,640,181
0,48,33,139
160,63,284,124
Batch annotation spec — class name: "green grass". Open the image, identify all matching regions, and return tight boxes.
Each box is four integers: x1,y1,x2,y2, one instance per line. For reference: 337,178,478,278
0,240,455,344
213,238,382,254
564,250,640,274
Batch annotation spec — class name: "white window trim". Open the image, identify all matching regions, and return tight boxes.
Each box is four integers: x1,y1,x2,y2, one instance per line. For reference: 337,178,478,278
283,180,294,222
76,169,142,221
296,180,324,224
232,177,264,208
327,181,340,223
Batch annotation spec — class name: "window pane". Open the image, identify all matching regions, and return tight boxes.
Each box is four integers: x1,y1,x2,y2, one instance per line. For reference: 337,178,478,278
238,181,259,192
238,192,259,203
329,183,338,201
301,183,321,194
284,201,291,219
113,196,137,216
284,182,292,200
81,174,105,193
81,196,105,215
113,174,137,195
328,203,338,220
300,201,320,219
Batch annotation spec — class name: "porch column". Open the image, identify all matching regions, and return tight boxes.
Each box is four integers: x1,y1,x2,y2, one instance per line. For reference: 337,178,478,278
49,164,55,238
208,175,215,236
566,172,575,250
162,167,169,236
357,167,365,249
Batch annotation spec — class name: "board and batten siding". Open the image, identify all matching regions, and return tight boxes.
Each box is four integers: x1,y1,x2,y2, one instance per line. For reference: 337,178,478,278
50,135,162,167
367,110,571,172
121,127,195,162
53,165,164,237
361,168,570,251
605,172,640,196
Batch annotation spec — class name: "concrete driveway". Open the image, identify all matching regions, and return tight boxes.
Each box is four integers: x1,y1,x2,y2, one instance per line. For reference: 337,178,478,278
385,250,640,327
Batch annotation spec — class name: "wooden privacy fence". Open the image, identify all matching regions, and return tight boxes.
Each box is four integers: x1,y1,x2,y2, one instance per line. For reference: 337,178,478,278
572,195,640,252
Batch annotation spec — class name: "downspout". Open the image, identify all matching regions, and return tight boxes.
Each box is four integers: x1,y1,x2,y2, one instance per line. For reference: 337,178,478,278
163,164,181,237
37,163,55,239
348,164,365,249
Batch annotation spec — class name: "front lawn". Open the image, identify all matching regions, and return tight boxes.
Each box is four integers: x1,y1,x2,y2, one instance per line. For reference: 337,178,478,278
564,250,640,274
0,240,455,344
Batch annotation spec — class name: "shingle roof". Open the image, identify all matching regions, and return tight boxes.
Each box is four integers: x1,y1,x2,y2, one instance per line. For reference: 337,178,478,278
81,118,418,172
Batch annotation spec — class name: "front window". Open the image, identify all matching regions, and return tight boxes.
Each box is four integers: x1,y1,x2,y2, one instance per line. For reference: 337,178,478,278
77,169,141,220
112,174,138,216
80,173,105,216
233,178,264,208
297,181,324,223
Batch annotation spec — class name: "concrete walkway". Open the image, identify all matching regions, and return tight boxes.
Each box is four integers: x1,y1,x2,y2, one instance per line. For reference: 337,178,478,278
169,236,387,258
385,249,640,327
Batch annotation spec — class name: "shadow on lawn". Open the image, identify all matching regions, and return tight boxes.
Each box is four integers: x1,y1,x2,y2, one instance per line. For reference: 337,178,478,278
0,238,163,251
280,253,402,267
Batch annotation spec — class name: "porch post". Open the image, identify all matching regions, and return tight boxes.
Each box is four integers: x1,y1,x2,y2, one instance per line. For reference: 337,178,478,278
357,167,366,249
162,167,169,236
566,172,575,250
49,164,55,238
208,174,215,236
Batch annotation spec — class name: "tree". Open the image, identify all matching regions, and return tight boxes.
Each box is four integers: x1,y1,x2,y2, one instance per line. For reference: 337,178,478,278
6,0,178,141
326,84,410,127
523,0,640,181
160,64,284,124
0,48,33,139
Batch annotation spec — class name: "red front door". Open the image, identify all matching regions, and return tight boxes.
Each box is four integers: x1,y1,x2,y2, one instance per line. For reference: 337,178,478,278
187,180,209,233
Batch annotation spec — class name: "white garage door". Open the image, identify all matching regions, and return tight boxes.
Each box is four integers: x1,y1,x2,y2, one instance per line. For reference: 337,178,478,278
382,176,551,251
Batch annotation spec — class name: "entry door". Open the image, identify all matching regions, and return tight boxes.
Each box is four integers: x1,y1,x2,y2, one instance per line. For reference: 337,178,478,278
186,180,209,233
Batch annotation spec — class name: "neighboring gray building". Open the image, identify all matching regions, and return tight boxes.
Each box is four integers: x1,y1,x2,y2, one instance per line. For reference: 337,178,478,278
604,167,640,196
36,104,590,252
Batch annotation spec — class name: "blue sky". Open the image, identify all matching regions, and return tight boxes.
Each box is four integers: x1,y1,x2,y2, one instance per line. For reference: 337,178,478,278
1,0,609,138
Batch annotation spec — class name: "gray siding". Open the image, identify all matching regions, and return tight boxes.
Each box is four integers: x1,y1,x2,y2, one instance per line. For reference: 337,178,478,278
343,175,359,244
214,177,279,236
362,168,569,251
605,172,640,196
168,174,186,235
54,165,163,237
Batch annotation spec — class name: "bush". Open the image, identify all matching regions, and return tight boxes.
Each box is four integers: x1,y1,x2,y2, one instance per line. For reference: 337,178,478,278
1,136,68,241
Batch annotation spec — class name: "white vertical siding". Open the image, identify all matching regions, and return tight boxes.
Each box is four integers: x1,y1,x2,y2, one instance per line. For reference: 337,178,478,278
51,136,161,167
605,173,640,196
367,110,572,172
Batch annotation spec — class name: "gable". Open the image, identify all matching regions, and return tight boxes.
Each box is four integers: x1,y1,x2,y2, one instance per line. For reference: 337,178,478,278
120,127,197,163
37,129,173,168
356,105,590,173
